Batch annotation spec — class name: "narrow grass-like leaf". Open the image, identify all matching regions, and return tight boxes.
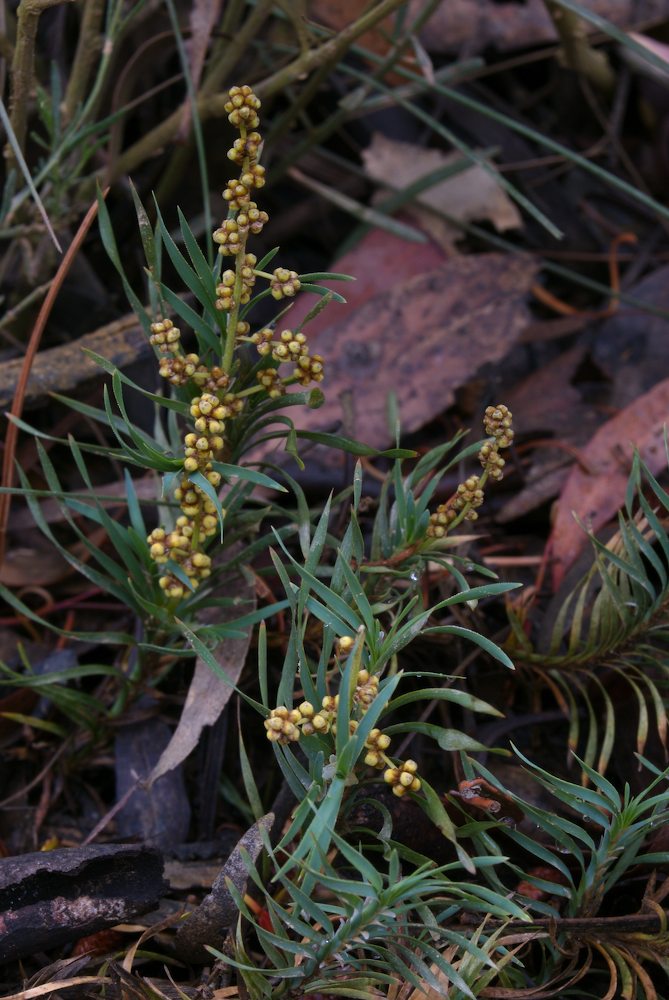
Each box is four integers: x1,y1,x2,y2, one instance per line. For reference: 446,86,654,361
188,470,225,541
422,624,515,669
97,186,151,334
212,462,287,492
176,618,264,713
82,349,189,414
298,281,347,303
387,686,503,716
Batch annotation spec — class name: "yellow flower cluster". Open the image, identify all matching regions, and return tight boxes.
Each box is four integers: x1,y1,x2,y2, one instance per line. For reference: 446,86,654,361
215,254,257,312
213,87,266,257
270,267,301,300
145,86,327,602
383,759,421,797
264,668,422,798
146,520,212,599
160,394,242,591
150,319,230,391
148,320,238,599
427,403,514,539
147,317,246,598
214,86,323,397
250,326,324,393
480,403,514,480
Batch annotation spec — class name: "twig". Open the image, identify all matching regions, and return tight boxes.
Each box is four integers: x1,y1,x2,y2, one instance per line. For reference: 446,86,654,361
109,0,406,182
504,909,669,935
6,0,73,173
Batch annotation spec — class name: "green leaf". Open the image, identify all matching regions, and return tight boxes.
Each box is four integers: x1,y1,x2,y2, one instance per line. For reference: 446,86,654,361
388,687,503,716
211,462,287,492
179,207,217,299
160,283,220,354
130,180,156,272
298,272,356,283
0,712,67,737
295,429,415,459
81,350,189,414
155,199,215,309
256,247,281,271
298,281,347,303
418,776,464,860
383,721,501,754
422,624,515,669
97,185,151,335
188,470,226,541
176,618,265,714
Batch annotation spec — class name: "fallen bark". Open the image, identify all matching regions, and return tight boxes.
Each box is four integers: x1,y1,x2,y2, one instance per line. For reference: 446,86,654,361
0,844,166,964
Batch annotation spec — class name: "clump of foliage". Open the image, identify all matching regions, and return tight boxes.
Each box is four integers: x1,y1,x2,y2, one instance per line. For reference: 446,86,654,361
5,73,669,1000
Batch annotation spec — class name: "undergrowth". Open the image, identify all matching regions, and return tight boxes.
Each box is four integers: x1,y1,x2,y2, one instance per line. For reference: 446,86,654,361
3,1,669,996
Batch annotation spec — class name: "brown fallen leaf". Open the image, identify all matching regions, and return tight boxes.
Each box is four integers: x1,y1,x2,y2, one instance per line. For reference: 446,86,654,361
362,133,522,251
0,541,71,587
591,264,669,410
148,566,256,785
274,253,537,453
504,344,590,439
291,224,447,336
548,377,669,588
406,0,664,55
497,344,601,523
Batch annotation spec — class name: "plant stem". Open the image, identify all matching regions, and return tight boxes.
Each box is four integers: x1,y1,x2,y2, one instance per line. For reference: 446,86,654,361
6,0,71,174
62,0,105,123
200,0,275,99
223,257,246,374
544,0,615,93
140,0,272,203
0,189,103,568
258,0,407,99
108,0,406,183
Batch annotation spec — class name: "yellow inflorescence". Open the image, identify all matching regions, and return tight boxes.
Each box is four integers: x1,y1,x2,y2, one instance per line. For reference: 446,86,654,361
145,85,327,602
427,404,514,539
383,759,421,798
264,664,422,797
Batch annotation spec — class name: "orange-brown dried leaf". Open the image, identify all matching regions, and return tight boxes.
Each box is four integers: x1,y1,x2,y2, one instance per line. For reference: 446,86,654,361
549,377,669,588
450,777,525,824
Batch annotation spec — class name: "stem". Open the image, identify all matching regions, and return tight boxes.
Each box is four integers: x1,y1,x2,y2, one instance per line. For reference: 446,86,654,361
110,0,274,186
108,0,406,182
72,0,124,129
257,0,407,100
223,242,248,374
62,0,105,123
191,513,201,553
234,383,266,400
6,0,70,173
200,0,275,98
544,0,615,94
221,123,252,374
